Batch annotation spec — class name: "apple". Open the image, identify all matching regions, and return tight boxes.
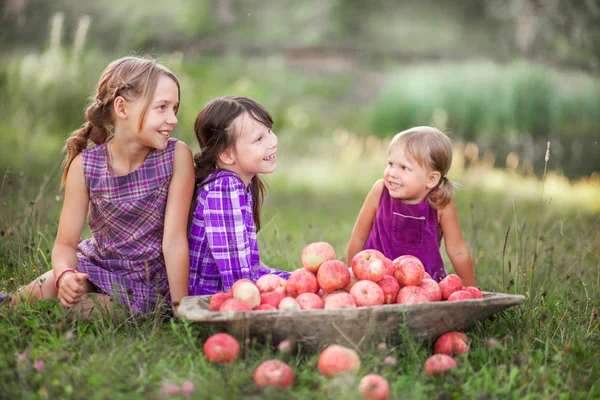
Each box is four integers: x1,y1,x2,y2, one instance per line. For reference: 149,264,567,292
324,291,357,309
260,291,286,308
286,269,319,297
256,274,287,294
317,260,351,293
447,290,473,302
351,249,386,282
296,292,325,310
358,374,390,400
301,242,336,272
423,271,432,280
219,298,252,312
254,304,277,311
278,297,301,310
230,278,254,293
463,286,483,299
317,344,361,378
438,274,463,300
434,332,470,356
396,286,429,304
350,280,385,307
253,359,295,387
418,279,442,302
209,292,232,311
393,255,425,286
232,281,261,309
378,275,400,304
382,257,395,277
203,333,240,363
343,268,359,292
424,354,457,375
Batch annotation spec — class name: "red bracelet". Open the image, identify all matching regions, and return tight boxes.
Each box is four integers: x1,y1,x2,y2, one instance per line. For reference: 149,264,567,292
55,269,77,289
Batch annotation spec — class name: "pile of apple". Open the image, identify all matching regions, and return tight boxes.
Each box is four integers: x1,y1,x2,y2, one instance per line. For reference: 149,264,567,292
209,242,483,313
203,332,390,398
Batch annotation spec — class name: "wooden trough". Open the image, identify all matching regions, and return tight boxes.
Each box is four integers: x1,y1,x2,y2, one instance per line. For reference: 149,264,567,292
178,292,526,350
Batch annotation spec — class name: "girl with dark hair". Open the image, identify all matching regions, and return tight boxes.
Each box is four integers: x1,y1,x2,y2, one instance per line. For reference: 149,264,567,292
188,96,290,295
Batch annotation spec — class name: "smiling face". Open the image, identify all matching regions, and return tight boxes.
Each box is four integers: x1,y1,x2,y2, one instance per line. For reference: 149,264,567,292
384,144,439,204
219,112,278,187
130,74,180,150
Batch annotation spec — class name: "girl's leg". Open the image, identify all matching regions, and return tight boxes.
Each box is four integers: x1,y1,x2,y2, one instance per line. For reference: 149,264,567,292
71,293,126,320
10,270,58,306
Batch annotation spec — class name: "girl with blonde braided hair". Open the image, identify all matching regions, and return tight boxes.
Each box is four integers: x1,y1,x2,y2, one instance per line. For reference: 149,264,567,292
11,56,195,316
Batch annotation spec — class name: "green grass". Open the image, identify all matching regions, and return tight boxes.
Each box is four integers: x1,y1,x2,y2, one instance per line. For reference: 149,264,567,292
1,143,599,399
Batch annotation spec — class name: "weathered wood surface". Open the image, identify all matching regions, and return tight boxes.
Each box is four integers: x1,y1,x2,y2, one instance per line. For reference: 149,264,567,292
178,292,525,350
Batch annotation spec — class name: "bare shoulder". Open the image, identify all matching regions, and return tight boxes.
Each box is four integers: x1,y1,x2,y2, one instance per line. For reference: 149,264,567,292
438,199,458,220
370,179,385,197
173,140,193,159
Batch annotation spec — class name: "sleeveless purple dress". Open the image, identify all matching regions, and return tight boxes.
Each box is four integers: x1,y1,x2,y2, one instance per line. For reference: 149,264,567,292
364,185,447,282
76,138,177,313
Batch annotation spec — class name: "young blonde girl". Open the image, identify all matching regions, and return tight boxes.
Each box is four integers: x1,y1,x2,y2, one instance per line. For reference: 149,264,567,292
347,126,475,286
188,96,290,295
12,56,195,314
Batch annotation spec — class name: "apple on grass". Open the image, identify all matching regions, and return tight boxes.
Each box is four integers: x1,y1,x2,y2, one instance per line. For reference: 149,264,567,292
317,344,361,378
424,354,457,375
254,360,295,387
434,332,470,356
203,333,240,364
358,374,390,400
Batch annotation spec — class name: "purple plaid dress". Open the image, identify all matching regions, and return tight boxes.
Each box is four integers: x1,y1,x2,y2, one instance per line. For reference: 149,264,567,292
188,170,290,295
76,138,178,313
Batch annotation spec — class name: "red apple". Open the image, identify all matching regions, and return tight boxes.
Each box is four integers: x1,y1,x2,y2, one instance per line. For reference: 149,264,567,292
286,269,319,297
423,271,432,280
351,249,386,282
232,281,261,309
317,260,351,293
296,292,325,310
260,291,286,308
254,304,277,311
253,359,295,388
393,255,425,286
256,274,287,294
230,278,254,293
463,286,483,299
209,292,232,311
382,257,395,277
203,333,240,363
317,344,361,378
219,298,252,312
343,268,358,292
324,291,357,309
358,374,390,400
301,242,336,272
447,290,473,302
378,275,400,304
350,280,385,307
434,332,470,356
418,279,442,302
439,274,463,300
278,297,301,310
396,286,429,304
424,354,457,375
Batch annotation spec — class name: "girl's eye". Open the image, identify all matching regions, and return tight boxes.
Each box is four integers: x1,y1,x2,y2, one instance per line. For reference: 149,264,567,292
256,136,263,143
157,105,166,110
387,162,393,167
402,166,409,171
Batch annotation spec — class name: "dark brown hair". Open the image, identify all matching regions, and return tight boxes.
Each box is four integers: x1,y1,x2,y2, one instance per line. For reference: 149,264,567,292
62,56,180,185
390,126,456,209
193,96,273,231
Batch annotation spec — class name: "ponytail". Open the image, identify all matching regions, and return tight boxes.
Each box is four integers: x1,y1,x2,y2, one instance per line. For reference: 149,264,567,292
428,175,456,209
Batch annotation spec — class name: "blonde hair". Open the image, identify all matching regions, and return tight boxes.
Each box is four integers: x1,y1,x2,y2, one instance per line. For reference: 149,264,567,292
62,56,180,185
390,126,455,209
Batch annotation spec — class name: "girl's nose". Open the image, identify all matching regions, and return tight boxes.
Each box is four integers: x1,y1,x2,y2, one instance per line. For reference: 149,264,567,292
167,112,178,125
269,131,278,148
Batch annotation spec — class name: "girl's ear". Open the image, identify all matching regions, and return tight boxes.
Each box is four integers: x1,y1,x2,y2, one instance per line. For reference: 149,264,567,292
426,171,442,189
113,96,128,119
218,148,235,165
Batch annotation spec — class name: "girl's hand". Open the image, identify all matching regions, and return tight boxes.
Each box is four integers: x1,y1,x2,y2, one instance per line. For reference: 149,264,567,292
57,272,89,308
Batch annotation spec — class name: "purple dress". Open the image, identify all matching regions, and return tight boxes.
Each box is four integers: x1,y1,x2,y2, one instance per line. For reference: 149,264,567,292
188,170,290,295
364,185,447,282
76,138,178,313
